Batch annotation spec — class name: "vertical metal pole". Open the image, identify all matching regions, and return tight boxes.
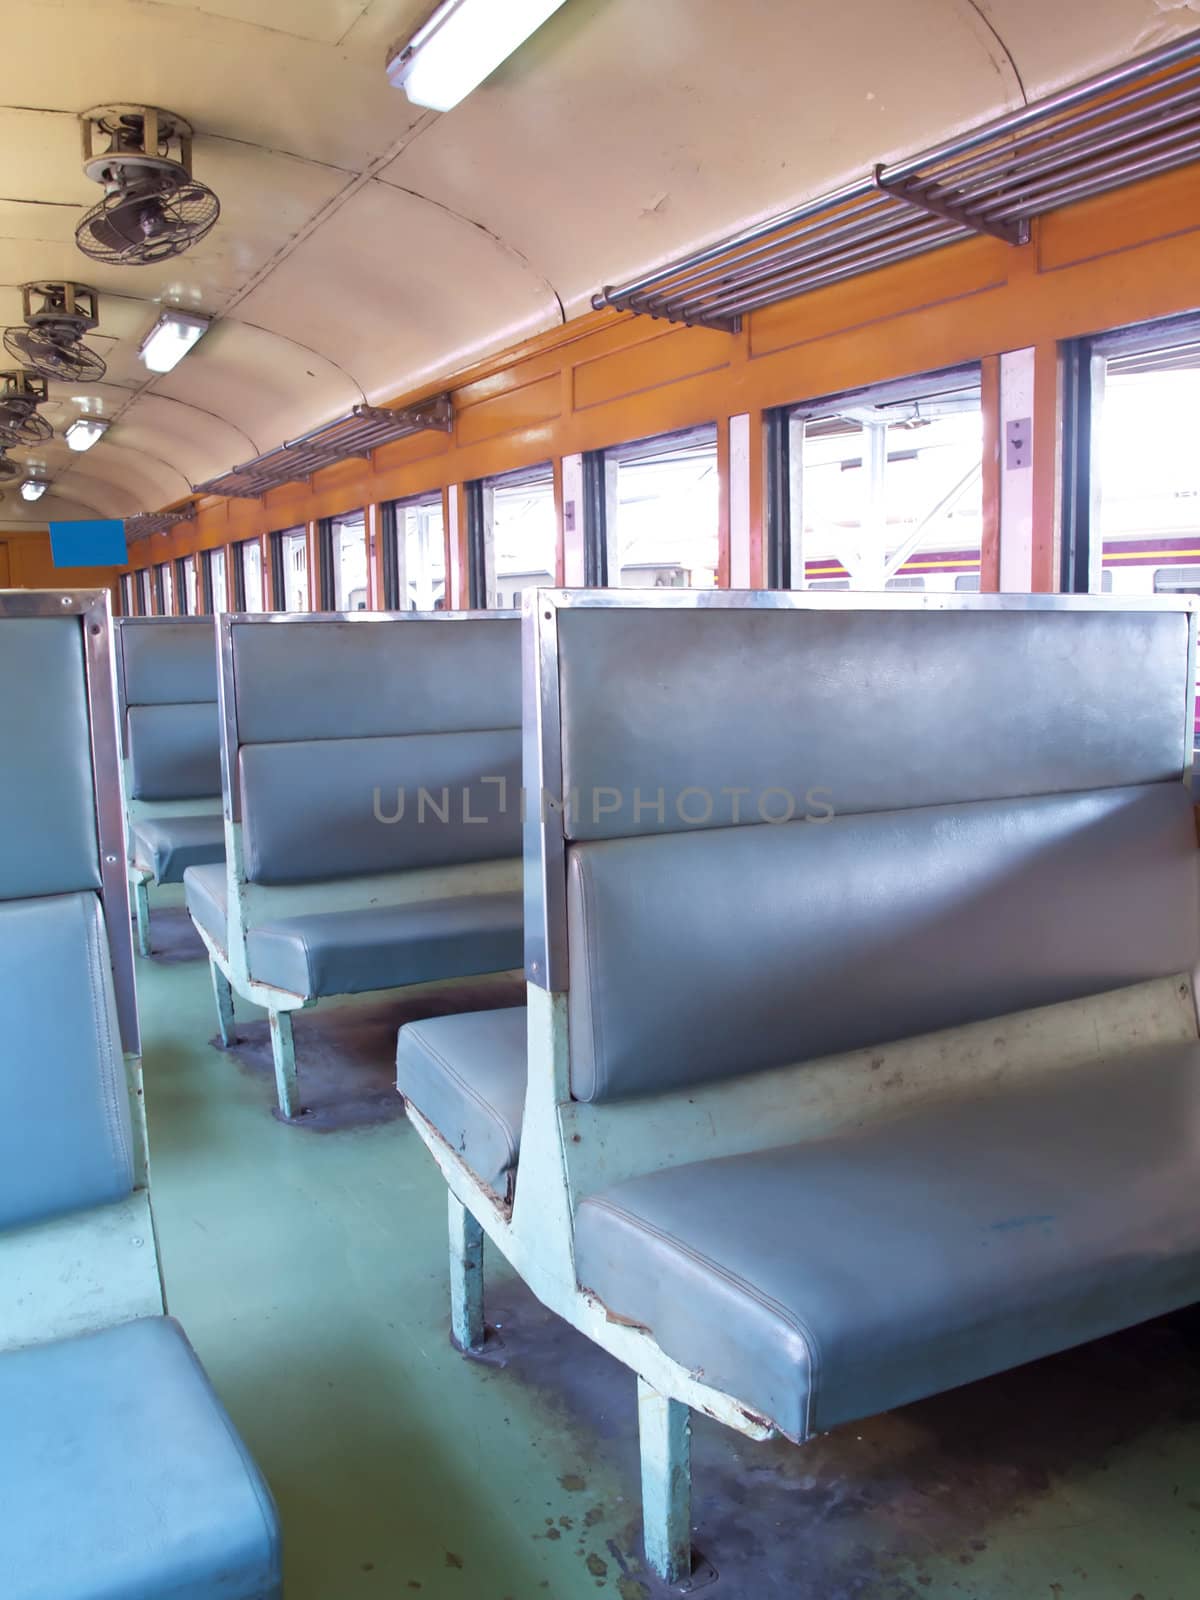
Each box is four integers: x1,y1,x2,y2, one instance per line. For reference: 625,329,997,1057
269,1009,300,1119
637,1377,692,1584
448,1191,485,1352
210,960,236,1048
133,878,151,957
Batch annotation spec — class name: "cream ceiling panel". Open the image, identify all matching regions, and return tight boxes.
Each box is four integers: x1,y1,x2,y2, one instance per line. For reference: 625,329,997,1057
234,179,561,403
974,0,1200,94
1,0,425,171
52,441,190,512
95,393,257,483
147,0,377,47
385,0,1185,315
150,320,362,464
0,486,114,526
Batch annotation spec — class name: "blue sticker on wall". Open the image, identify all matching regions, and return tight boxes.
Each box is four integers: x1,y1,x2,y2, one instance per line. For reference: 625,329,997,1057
49,519,129,568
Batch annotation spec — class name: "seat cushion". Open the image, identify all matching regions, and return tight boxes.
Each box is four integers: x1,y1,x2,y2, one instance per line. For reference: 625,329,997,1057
397,1006,527,1200
0,893,133,1231
131,814,225,884
245,891,523,999
2,1316,281,1600
574,1042,1200,1442
183,862,227,951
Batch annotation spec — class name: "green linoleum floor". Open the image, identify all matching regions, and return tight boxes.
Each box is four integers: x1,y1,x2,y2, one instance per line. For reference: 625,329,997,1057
136,911,1200,1600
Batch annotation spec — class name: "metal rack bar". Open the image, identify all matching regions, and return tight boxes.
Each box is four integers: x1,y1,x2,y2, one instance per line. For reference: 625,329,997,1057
197,396,453,499
594,28,1200,329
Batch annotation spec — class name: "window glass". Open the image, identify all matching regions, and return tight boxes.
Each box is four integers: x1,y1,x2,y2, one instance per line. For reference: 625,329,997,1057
486,465,556,608
209,548,228,612
182,556,198,616
240,539,264,612
608,426,719,588
394,495,445,610
1093,339,1200,598
138,570,151,616
332,512,368,611
120,574,133,614
280,528,308,611
158,562,174,615
790,374,982,590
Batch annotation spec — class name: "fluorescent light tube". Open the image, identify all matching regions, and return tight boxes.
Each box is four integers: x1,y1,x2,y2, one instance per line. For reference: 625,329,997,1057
65,417,109,452
139,310,212,374
386,0,568,112
20,479,48,501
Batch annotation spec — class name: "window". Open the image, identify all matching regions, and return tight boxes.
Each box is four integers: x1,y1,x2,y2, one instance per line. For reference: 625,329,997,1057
779,369,983,591
238,538,264,612
208,547,228,613
389,494,445,610
1071,319,1200,597
332,511,369,611
604,426,719,588
119,574,133,615
278,528,308,611
138,569,152,616
471,464,556,608
157,562,173,615
181,556,198,617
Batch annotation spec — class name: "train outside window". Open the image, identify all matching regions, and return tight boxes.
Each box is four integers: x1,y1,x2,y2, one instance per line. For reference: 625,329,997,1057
1090,333,1200,598
788,370,983,592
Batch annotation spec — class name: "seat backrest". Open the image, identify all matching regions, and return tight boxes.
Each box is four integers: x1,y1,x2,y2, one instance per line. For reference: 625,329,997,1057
116,617,221,801
531,596,1200,1103
0,599,137,1228
228,614,521,885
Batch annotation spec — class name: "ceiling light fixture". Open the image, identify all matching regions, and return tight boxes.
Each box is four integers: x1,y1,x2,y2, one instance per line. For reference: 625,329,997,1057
386,0,568,112
65,416,110,452
20,478,48,502
138,309,211,374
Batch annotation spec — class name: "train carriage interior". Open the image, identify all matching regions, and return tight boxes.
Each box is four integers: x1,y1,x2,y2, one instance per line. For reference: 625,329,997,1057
5,3,1200,1597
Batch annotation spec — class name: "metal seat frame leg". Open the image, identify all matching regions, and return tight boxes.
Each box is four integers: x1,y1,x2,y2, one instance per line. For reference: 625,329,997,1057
210,960,237,1048
637,1376,693,1584
133,879,151,958
268,1009,300,1119
448,1192,485,1352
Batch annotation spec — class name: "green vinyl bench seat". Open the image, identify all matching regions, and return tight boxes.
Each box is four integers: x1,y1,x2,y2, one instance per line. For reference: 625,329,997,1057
186,864,522,1000
397,592,1200,1584
2,1316,280,1600
573,1039,1200,1442
130,814,226,885
398,1006,526,1202
184,862,226,951
245,892,524,999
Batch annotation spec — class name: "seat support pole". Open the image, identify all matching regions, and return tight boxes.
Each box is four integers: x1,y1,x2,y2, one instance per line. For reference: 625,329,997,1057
637,1377,692,1584
133,880,151,958
448,1192,485,1352
210,961,236,1048
268,1010,299,1119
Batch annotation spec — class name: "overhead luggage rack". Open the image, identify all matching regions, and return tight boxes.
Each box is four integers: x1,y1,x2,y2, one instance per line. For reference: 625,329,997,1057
196,396,453,499
593,28,1200,332
126,510,192,539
